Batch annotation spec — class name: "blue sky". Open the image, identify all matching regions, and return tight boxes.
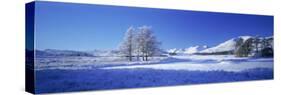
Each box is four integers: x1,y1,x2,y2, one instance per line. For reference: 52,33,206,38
35,1,273,50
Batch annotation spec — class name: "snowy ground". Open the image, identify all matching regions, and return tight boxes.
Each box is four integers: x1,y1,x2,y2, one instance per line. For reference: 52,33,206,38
35,55,273,94
103,55,273,72
36,55,273,72
35,56,167,70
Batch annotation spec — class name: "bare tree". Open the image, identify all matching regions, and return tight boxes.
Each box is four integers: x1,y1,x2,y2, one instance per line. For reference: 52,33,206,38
136,26,161,61
252,36,261,54
119,26,135,61
120,26,161,61
234,38,243,56
235,38,254,57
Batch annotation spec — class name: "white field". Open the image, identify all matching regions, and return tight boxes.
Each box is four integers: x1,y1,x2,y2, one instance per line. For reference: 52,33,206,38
35,55,273,72
103,55,273,72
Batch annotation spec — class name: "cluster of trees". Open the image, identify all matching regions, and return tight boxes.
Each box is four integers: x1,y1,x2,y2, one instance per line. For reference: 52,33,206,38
119,26,161,61
234,36,273,57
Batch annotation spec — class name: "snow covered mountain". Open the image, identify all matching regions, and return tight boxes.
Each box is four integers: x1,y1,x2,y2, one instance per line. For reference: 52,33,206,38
87,50,121,57
184,45,208,54
167,48,184,54
167,45,208,55
36,49,122,57
36,49,94,57
167,36,273,55
199,36,252,54
199,36,273,55
36,36,273,57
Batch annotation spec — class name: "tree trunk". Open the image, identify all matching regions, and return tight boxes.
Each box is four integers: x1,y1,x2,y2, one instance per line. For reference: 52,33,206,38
137,54,139,61
129,56,132,61
145,54,148,61
142,55,144,61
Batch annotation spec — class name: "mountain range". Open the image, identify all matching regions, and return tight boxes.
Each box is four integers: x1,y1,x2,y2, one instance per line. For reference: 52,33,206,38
167,36,273,55
35,36,273,57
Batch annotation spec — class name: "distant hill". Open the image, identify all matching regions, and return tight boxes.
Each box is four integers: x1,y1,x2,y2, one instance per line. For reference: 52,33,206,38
36,49,94,57
166,36,273,56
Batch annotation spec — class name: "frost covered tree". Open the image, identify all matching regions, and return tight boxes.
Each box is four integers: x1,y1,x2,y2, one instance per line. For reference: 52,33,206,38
234,36,274,57
252,36,261,54
119,26,135,61
261,37,274,57
135,26,161,61
119,25,161,61
134,31,142,61
235,38,254,57
234,38,243,54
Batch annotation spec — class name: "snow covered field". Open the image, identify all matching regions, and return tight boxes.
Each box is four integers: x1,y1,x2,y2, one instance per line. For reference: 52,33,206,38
35,55,273,93
36,55,273,72
103,55,273,72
